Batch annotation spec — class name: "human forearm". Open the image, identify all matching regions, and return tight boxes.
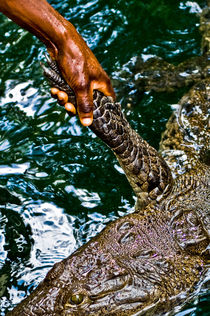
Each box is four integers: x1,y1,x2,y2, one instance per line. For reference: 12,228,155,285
0,0,76,57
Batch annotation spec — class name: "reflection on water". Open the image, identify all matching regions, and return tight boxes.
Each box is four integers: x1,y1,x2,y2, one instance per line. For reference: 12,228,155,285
0,0,209,314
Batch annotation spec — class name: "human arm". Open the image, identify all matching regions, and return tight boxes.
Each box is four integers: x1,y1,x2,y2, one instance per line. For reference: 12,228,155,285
0,0,115,126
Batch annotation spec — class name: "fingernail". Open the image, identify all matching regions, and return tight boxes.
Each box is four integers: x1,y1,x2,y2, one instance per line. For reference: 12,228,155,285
81,117,93,126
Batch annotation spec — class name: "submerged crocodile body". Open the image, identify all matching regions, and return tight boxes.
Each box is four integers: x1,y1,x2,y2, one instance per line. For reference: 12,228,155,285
113,5,210,105
7,5,210,316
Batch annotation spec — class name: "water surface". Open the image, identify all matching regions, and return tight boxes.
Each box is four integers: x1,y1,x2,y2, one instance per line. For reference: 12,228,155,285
0,0,209,314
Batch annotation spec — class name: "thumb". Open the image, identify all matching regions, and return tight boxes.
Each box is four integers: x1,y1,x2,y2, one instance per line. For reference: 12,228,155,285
76,89,94,127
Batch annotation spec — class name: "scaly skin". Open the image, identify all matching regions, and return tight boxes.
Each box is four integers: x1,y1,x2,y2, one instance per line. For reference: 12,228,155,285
7,54,209,315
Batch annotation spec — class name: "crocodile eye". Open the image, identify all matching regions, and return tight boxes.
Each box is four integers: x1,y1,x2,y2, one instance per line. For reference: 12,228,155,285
70,293,84,305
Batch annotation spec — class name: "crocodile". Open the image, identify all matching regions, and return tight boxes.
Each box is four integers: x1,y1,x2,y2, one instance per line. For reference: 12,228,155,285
7,5,210,316
7,55,210,316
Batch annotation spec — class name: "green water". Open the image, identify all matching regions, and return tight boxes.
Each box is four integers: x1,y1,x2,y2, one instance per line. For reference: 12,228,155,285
0,0,209,315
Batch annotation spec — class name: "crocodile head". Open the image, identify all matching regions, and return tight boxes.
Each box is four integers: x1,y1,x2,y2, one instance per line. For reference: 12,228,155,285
45,240,155,316
10,213,203,316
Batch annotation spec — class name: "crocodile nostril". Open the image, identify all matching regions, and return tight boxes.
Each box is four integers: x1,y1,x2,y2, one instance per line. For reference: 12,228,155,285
70,293,84,305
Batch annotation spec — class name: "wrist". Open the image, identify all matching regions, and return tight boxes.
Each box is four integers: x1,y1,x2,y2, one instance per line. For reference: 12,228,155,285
54,19,78,48
54,20,87,64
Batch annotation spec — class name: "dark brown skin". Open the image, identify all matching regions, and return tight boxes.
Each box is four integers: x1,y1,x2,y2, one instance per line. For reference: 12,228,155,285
0,0,115,126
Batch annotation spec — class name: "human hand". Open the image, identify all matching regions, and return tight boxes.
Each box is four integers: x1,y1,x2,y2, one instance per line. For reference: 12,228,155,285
49,21,115,126
0,0,114,125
